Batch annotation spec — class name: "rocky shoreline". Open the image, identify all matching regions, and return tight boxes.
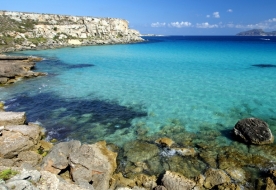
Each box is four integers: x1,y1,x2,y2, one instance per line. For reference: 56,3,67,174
0,107,276,189
0,54,46,85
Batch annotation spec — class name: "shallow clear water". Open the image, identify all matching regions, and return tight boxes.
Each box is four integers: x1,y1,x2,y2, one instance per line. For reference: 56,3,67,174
1,36,276,146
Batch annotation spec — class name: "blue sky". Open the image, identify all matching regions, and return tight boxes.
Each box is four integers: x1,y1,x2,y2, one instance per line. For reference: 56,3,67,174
2,0,276,35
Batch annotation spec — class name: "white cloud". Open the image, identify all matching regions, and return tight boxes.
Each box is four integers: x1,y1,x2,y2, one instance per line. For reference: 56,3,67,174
151,22,166,27
227,9,233,13
170,21,192,28
196,22,218,28
206,15,210,18
267,18,276,22
213,12,220,18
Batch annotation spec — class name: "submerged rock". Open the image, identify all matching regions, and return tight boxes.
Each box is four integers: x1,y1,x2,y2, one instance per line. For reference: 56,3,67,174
233,118,274,145
124,141,159,163
203,168,231,189
155,137,174,148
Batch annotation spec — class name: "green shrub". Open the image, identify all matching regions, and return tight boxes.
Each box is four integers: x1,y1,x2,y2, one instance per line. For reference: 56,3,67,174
0,169,18,180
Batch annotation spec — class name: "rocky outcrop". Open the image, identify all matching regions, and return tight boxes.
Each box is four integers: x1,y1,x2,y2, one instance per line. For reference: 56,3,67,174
41,140,117,190
0,55,46,85
234,118,274,145
0,11,144,52
0,167,88,190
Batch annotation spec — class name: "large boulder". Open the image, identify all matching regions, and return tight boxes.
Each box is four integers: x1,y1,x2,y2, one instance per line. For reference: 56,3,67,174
0,112,26,126
161,171,196,190
0,124,42,159
234,118,274,145
69,141,117,190
41,140,81,174
41,140,117,190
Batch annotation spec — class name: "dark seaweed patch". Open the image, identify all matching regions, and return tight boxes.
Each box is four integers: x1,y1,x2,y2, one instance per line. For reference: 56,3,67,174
252,64,276,68
4,92,147,141
67,64,95,69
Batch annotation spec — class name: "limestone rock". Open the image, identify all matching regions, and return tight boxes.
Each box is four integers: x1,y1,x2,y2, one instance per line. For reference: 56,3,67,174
0,124,42,159
0,112,26,126
153,186,167,190
225,168,246,183
234,118,274,145
265,177,276,190
9,169,41,183
124,141,159,163
5,180,37,190
69,141,117,190
0,56,46,84
16,151,42,167
155,137,174,147
162,171,196,190
41,140,81,174
203,168,231,189
173,147,196,157
0,11,144,53
217,182,241,190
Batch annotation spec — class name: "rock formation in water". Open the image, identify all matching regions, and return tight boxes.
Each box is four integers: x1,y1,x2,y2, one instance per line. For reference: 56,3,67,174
236,29,276,36
0,11,144,52
0,55,46,85
233,118,274,145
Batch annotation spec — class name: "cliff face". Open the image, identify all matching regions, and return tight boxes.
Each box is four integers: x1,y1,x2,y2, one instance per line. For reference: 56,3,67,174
0,11,144,52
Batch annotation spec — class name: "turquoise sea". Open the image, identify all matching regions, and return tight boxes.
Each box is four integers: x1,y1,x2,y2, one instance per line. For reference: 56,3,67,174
2,36,276,145
2,36,276,185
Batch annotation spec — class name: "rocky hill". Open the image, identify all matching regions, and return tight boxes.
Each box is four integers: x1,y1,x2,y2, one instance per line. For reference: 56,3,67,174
0,11,144,52
236,29,276,36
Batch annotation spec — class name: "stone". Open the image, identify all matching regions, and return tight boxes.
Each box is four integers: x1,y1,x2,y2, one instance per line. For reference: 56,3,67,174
173,147,196,157
155,137,174,147
5,124,42,144
225,168,246,183
41,140,81,174
0,158,14,167
16,151,42,167
133,174,157,189
265,177,276,190
0,112,26,126
0,130,34,159
5,180,37,190
9,169,41,183
69,141,117,190
203,168,231,189
0,185,8,190
233,118,274,145
37,170,87,190
217,182,241,190
154,186,167,190
124,141,159,163
110,172,136,189
162,171,196,190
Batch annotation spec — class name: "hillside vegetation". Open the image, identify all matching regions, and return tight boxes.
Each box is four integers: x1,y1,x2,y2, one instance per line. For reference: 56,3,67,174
0,11,143,52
